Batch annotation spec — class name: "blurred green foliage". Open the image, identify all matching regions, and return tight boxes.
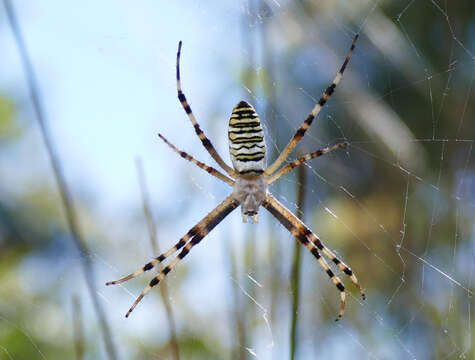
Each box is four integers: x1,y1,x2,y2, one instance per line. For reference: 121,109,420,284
0,96,19,141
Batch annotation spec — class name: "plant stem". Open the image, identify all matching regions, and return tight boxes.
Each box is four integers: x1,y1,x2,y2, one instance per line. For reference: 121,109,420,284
72,296,85,360
289,160,307,360
136,158,180,360
3,1,118,358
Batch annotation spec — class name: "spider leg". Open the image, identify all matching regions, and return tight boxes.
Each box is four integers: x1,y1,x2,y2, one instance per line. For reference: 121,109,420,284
109,194,240,317
106,194,239,287
305,229,366,300
158,133,235,187
263,193,365,320
264,34,358,177
105,231,194,286
176,41,238,178
266,142,348,185
264,193,365,298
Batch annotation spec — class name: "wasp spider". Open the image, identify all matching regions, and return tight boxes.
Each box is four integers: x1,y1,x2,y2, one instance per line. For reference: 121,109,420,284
107,34,365,320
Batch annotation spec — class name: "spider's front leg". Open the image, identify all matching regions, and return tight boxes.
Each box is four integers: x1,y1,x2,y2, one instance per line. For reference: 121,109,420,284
262,193,365,321
106,194,240,317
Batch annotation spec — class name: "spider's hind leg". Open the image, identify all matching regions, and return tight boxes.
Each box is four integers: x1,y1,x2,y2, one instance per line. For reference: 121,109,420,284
264,34,358,176
175,41,237,178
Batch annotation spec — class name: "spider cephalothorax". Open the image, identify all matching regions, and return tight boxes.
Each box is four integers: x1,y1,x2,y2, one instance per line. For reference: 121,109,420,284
233,175,267,222
107,35,365,320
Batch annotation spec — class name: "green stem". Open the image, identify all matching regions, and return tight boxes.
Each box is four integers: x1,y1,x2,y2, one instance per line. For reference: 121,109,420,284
290,160,307,360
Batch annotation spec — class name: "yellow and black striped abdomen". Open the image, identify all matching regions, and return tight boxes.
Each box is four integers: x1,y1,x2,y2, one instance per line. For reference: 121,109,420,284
229,101,266,175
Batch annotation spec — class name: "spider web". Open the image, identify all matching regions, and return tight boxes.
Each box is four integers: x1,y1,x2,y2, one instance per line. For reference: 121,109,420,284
217,2,474,358
0,0,474,359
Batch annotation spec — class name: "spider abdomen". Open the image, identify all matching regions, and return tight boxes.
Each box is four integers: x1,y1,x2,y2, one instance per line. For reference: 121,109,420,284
229,101,267,175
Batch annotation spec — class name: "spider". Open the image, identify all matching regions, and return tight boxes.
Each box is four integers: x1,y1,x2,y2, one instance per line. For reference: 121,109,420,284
106,34,366,320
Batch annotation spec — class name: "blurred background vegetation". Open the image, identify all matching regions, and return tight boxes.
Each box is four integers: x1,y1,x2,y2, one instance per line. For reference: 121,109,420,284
0,0,474,359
